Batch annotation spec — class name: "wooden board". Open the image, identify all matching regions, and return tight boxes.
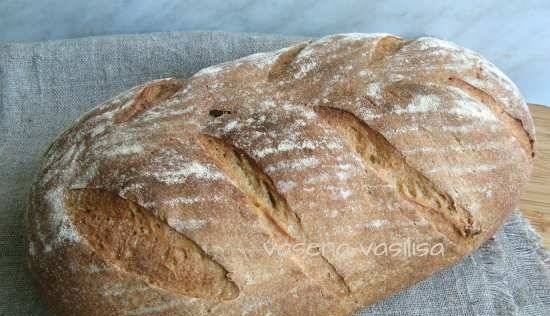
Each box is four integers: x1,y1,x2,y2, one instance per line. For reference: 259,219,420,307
520,104,550,249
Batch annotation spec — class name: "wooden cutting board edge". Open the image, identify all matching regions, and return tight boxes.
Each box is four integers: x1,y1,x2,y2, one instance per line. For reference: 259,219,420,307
520,104,550,249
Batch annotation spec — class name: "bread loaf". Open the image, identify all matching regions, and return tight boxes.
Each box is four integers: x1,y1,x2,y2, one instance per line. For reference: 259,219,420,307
26,33,535,316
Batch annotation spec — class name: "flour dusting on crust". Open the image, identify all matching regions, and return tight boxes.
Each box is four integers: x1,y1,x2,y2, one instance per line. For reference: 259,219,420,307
26,33,534,316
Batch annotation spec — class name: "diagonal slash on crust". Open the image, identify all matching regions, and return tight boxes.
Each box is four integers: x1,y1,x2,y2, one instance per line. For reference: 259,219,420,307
446,76,535,158
197,134,350,297
65,188,240,301
315,106,481,241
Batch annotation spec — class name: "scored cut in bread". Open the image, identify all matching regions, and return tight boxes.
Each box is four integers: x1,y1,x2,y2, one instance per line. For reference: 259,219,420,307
26,33,534,316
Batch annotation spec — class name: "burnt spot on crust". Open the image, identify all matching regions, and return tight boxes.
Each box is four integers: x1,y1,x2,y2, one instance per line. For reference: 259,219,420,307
208,109,232,118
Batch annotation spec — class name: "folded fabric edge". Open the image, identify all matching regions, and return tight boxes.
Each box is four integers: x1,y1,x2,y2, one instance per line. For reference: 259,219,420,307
0,30,309,49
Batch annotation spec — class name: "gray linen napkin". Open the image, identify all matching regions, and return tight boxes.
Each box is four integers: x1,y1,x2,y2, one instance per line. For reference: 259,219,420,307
1,31,548,316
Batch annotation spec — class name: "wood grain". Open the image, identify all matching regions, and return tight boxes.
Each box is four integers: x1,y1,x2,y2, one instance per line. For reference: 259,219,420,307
519,104,550,249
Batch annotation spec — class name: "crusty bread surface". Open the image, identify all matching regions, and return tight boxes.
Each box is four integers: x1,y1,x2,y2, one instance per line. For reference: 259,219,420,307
26,33,535,316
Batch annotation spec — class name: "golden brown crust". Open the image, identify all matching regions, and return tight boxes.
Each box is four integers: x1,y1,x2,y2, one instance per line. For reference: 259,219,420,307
113,78,184,124
26,33,534,316
65,188,240,301
314,106,480,240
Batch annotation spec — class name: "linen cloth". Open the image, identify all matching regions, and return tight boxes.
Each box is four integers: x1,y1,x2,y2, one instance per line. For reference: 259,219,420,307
0,31,548,316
